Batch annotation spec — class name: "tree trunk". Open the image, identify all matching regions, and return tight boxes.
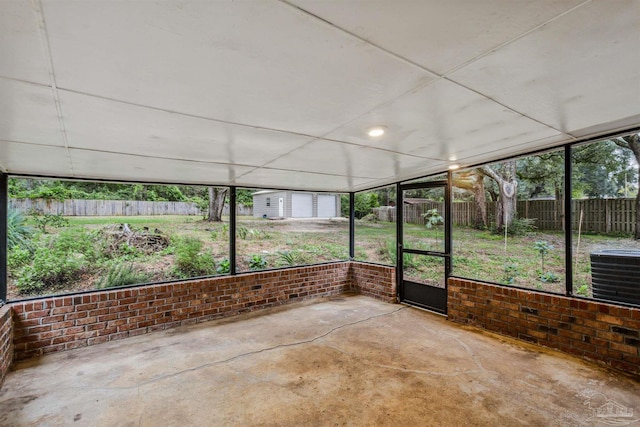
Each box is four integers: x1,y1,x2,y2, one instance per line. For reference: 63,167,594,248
453,169,487,229
614,134,640,239
473,174,488,229
481,162,518,231
207,187,228,222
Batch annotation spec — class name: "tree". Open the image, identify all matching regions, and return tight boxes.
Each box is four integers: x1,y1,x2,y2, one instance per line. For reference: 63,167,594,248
613,134,640,239
453,169,487,229
207,187,228,222
481,162,518,231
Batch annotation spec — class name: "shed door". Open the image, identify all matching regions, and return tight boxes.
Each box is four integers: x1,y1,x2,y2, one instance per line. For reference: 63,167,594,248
317,195,336,217
291,193,313,217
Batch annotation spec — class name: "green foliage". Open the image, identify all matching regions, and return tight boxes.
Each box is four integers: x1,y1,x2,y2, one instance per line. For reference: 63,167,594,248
502,217,537,236
216,258,231,274
422,209,443,229
7,246,32,270
575,284,590,296
236,189,254,207
539,271,560,283
341,192,380,219
7,209,33,249
29,211,69,233
248,254,268,270
534,240,554,271
173,236,215,278
238,225,249,240
14,228,100,294
96,263,151,289
277,250,308,266
503,262,519,284
360,213,378,222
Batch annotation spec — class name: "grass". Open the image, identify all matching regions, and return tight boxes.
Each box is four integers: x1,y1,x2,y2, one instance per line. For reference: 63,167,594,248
7,214,639,300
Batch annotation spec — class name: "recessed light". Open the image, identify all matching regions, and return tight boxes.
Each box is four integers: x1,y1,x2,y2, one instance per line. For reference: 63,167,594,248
448,156,457,161
448,164,460,170
367,126,386,137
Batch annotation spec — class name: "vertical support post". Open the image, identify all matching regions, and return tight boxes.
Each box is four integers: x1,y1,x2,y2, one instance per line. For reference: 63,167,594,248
445,172,453,278
564,146,573,296
349,192,355,260
0,172,7,302
396,182,403,302
229,186,237,276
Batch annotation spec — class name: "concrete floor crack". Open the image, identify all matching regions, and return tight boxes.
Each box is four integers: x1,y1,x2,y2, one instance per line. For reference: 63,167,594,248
102,306,408,391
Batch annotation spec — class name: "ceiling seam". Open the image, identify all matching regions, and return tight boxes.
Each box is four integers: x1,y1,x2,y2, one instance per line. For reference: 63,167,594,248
54,87,443,170
274,0,591,167
443,76,578,141
278,0,441,77
33,0,74,176
441,0,594,77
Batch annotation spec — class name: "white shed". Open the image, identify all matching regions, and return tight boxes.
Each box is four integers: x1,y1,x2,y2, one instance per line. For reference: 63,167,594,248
252,191,341,218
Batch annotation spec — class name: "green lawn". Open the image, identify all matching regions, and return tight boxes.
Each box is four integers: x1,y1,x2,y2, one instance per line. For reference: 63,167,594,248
7,214,637,300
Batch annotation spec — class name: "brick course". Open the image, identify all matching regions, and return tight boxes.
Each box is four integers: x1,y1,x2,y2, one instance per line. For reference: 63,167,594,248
350,262,396,303
0,305,12,390
9,262,397,363
448,278,640,376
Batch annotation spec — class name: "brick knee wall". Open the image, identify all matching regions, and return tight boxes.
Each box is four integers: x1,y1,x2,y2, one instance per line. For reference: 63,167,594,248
448,278,640,376
0,305,13,390
11,262,352,361
350,262,396,303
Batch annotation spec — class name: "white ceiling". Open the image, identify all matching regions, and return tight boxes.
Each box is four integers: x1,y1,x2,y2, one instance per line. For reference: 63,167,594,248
0,0,638,192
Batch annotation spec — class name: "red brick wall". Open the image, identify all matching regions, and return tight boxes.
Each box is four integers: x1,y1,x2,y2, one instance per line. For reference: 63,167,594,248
350,262,396,303
448,278,640,376
11,263,351,361
0,305,12,389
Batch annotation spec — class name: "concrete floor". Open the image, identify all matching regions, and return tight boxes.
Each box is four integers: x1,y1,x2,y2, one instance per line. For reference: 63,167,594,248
1,296,639,427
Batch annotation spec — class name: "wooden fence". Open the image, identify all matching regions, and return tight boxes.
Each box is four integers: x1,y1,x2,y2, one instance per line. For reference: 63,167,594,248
9,199,253,217
373,198,637,234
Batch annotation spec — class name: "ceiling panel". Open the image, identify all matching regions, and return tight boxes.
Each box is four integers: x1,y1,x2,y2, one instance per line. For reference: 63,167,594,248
69,150,254,185
0,0,50,84
236,168,372,192
449,0,640,136
266,139,446,179
43,0,435,136
323,79,564,163
0,142,70,175
290,0,586,75
0,78,65,146
59,91,315,167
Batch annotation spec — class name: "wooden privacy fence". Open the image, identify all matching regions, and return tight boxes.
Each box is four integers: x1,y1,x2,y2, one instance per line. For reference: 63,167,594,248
373,198,637,234
9,198,253,217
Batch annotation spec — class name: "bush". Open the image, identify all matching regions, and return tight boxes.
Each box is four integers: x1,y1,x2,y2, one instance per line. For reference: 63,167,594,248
173,236,215,278
7,209,33,250
16,249,85,294
248,254,268,270
96,263,151,289
29,211,69,233
216,258,231,274
7,246,32,270
277,250,308,266
14,228,101,294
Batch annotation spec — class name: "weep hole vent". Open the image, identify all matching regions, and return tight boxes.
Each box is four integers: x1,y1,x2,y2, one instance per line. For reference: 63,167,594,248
590,249,640,306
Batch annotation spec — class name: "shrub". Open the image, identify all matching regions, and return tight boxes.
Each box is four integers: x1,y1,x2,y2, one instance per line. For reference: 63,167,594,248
29,211,69,233
173,236,215,278
14,227,101,294
216,258,231,274
16,249,85,294
7,209,33,250
248,254,268,270
277,250,308,266
7,246,32,270
96,263,151,289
